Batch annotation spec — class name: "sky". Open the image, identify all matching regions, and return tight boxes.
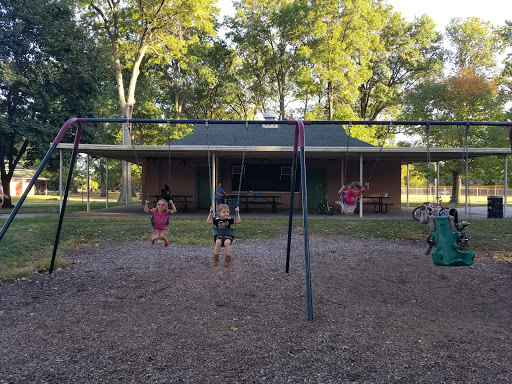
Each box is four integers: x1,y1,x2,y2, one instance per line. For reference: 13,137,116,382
217,0,512,30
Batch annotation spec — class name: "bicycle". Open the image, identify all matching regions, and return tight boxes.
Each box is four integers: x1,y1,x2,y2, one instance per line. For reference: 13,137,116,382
317,185,334,215
455,221,470,250
412,198,444,222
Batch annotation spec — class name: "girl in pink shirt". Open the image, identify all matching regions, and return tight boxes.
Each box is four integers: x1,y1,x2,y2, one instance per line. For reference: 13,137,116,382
144,199,177,247
337,181,369,214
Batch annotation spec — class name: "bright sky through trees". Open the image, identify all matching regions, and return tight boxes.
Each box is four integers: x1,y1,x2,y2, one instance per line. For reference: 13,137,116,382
217,0,511,30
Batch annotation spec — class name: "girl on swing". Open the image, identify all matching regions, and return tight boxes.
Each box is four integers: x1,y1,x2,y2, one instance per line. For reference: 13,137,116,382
207,204,241,267
144,199,177,247
337,181,369,214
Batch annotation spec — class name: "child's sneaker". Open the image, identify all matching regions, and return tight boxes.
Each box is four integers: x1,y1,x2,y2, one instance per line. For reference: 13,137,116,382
164,240,169,248
151,239,156,245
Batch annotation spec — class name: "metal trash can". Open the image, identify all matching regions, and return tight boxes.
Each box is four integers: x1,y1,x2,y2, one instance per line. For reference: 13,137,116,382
226,198,239,215
487,196,503,219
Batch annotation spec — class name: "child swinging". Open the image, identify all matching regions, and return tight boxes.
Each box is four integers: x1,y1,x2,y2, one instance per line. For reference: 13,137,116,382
144,199,177,247
336,181,369,214
207,204,241,267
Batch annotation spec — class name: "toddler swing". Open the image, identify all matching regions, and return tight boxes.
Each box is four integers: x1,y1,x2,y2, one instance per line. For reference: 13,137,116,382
423,123,475,266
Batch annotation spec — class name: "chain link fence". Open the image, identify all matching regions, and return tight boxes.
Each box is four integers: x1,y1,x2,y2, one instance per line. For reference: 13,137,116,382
402,186,511,203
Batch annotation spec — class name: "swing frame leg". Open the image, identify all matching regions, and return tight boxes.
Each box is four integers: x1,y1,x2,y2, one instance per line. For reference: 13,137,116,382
49,123,83,273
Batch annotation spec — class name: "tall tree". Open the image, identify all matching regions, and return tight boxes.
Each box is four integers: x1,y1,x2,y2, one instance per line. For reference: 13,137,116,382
81,0,216,201
227,0,312,119
0,0,109,208
303,0,384,121
357,12,444,122
401,68,505,202
445,17,505,78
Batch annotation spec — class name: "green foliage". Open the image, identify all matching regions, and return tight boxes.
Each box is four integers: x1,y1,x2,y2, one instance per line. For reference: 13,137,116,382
357,12,444,123
0,0,110,206
446,17,505,77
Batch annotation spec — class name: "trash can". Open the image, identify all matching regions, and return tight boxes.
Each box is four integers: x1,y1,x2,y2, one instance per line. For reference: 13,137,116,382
226,198,239,215
487,196,503,219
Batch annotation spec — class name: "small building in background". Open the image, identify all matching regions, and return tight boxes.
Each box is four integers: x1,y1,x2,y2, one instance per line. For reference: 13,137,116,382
9,169,48,196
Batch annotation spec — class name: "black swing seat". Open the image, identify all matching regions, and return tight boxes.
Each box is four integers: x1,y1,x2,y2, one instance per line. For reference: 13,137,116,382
212,227,236,239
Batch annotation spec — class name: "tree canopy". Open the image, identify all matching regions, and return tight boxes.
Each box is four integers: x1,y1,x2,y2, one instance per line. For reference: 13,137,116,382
1,0,511,197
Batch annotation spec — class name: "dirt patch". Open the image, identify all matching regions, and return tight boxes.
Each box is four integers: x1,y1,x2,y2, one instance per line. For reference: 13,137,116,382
1,235,511,383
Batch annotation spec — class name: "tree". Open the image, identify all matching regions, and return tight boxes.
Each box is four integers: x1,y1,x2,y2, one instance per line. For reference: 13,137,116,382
303,0,384,121
357,12,443,122
227,0,313,119
401,68,505,202
498,20,512,120
0,0,109,208
81,0,216,201
445,17,505,78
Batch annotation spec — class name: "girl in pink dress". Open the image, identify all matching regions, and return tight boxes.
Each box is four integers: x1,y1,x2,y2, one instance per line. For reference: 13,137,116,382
337,182,369,214
144,199,177,247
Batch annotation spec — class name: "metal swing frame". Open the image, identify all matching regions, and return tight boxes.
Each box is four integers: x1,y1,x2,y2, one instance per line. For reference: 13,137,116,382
0,117,510,322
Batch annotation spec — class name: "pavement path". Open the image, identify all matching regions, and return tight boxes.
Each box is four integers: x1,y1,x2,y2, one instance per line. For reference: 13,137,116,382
0,202,508,220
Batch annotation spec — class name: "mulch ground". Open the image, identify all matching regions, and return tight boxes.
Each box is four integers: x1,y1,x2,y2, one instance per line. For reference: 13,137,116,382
1,234,511,383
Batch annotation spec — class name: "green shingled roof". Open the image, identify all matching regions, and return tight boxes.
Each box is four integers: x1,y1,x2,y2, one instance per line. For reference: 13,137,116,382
171,123,374,147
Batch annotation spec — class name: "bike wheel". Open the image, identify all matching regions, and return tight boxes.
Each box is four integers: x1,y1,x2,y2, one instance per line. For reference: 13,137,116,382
317,205,325,214
412,207,423,221
326,205,335,215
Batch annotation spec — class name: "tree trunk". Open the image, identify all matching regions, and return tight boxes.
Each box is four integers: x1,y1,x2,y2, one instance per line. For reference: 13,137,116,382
118,105,133,203
99,163,106,198
450,171,461,203
0,176,13,209
327,80,334,120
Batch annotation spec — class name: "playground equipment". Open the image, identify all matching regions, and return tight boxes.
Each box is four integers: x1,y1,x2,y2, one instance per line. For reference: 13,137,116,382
0,118,510,322
425,216,475,266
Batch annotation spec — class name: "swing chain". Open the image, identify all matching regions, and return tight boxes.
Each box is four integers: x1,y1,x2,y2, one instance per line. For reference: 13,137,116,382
464,123,472,221
425,123,432,200
343,122,352,183
167,120,172,193
206,120,213,208
234,122,249,228
366,121,390,183
128,122,141,200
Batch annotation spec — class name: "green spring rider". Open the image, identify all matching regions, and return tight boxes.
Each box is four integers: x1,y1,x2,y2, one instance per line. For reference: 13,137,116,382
426,216,475,266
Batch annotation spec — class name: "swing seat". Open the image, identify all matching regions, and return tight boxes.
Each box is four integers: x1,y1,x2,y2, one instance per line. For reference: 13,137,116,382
212,227,236,238
429,216,475,266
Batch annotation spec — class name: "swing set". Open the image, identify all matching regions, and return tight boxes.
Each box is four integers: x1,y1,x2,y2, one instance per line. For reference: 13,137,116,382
0,117,510,321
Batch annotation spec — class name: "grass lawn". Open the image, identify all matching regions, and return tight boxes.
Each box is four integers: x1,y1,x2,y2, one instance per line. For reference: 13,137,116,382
1,192,135,214
1,215,511,284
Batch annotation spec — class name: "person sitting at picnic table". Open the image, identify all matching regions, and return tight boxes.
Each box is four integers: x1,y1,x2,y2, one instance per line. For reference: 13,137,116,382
161,184,171,202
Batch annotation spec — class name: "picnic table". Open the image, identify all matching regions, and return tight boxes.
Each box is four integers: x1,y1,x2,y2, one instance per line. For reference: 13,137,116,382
362,195,393,213
228,194,282,213
150,194,194,212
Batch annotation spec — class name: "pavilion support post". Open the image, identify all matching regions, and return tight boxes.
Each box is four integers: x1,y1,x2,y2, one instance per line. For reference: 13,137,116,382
436,161,440,200
406,163,410,208
106,158,109,209
359,153,363,218
59,149,63,213
86,155,90,212
504,155,508,219
212,152,216,209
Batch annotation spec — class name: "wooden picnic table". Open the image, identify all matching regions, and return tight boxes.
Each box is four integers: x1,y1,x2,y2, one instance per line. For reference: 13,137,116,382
362,196,393,213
